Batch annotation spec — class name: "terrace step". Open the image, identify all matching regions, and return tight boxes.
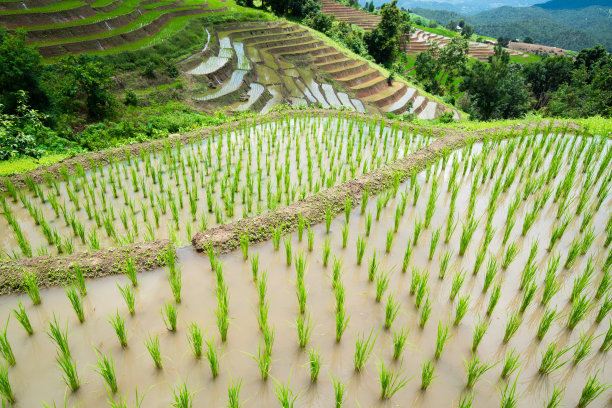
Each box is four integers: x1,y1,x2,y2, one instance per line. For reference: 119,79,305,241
325,61,369,78
234,83,265,112
350,75,388,98
361,81,406,107
418,101,438,120
335,68,380,88
382,87,417,114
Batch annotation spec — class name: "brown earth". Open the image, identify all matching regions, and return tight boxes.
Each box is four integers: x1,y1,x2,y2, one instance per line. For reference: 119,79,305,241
508,41,572,57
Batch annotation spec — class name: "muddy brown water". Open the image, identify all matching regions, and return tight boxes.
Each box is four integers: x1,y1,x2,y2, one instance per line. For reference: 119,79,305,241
0,134,610,407
1,117,431,257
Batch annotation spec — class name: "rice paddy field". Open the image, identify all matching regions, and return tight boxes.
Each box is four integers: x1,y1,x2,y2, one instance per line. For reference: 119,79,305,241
0,113,611,407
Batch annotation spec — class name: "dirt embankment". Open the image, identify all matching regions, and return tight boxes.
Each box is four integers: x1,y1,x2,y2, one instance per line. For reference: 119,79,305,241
0,109,580,295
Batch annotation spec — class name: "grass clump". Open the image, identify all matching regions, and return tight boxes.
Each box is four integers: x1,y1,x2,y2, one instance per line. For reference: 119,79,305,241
378,359,409,399
13,300,33,335
354,328,378,372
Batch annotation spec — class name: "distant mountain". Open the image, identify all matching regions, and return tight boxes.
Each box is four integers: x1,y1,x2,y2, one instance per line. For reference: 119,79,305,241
534,0,612,10
391,0,542,14
412,3,612,51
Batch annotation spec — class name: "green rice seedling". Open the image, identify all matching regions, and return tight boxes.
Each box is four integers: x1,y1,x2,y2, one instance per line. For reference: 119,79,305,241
308,348,322,382
435,321,450,359
545,385,564,408
472,248,486,276
22,271,41,305
596,269,611,300
578,374,610,407
205,337,220,378
0,321,14,367
542,257,562,306
445,212,457,244
0,362,14,404
574,332,595,364
421,358,437,390
539,343,571,375
487,283,502,316
503,216,515,245
72,264,87,296
454,295,470,326
500,375,519,408
94,348,117,393
335,307,349,342
602,322,612,352
378,359,409,399
450,269,466,300
375,269,391,302
144,334,162,369
65,285,84,323
284,237,292,267
345,198,352,224
564,239,582,269
501,242,519,269
429,229,440,261
501,349,520,379
252,342,271,380
413,217,423,246
354,328,378,371
385,294,401,329
459,217,479,256
596,295,612,323
187,323,203,359
57,352,80,391
413,183,421,206
257,271,267,306
385,229,394,253
356,237,366,265
298,215,306,242
472,317,489,352
331,373,346,408
465,355,494,388
325,207,333,234
458,392,474,408
273,225,282,250
571,258,595,302
118,283,135,315
439,250,452,279
483,256,498,293
393,326,409,360
322,238,331,267
419,296,432,328
161,301,178,332
307,228,314,251
519,281,537,314
400,244,413,274
503,310,523,343
274,376,299,408
415,271,429,308
240,233,249,260
251,253,259,281
296,314,313,348
568,295,593,330
365,213,372,237
108,311,127,348
124,255,138,287
549,216,571,251
342,223,350,248
13,300,33,335
580,227,596,255
361,187,370,214
170,380,195,408
537,308,558,341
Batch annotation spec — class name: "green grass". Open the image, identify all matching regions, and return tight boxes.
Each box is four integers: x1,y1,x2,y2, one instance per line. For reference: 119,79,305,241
0,0,84,16
0,154,69,176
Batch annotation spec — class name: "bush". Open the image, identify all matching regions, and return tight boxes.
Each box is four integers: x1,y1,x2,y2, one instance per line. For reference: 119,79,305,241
124,90,139,107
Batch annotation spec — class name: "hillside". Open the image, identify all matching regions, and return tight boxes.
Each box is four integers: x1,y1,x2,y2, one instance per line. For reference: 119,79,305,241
412,4,612,51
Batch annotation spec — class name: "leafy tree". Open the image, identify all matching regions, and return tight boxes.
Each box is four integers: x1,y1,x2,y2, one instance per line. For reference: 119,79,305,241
446,20,457,31
415,36,469,95
235,0,254,7
498,36,510,47
264,0,319,17
368,2,375,12
523,36,534,43
48,55,115,120
364,0,409,67
460,46,532,120
0,91,48,160
461,24,474,39
304,12,335,34
0,28,49,114
521,55,574,108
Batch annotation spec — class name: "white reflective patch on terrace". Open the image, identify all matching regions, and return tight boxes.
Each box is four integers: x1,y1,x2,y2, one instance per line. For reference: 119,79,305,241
193,70,248,101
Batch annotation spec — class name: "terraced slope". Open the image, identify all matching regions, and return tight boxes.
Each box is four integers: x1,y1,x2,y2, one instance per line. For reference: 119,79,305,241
181,20,457,118
320,0,380,31
0,0,231,57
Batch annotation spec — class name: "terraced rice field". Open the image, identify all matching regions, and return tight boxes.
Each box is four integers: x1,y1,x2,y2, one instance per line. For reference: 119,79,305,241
0,115,610,407
1,113,433,257
182,20,457,118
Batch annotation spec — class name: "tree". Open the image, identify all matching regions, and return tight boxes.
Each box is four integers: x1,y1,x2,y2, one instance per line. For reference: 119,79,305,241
460,24,474,39
364,0,407,67
304,12,335,34
0,28,49,114
264,0,319,17
49,55,115,120
446,20,457,31
521,55,574,109
368,1,375,12
498,36,510,47
0,91,48,160
235,0,254,7
415,36,469,95
460,46,532,120
523,36,534,44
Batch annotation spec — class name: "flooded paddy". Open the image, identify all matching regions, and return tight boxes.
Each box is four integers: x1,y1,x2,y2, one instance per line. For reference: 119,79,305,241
1,115,432,257
0,130,610,407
